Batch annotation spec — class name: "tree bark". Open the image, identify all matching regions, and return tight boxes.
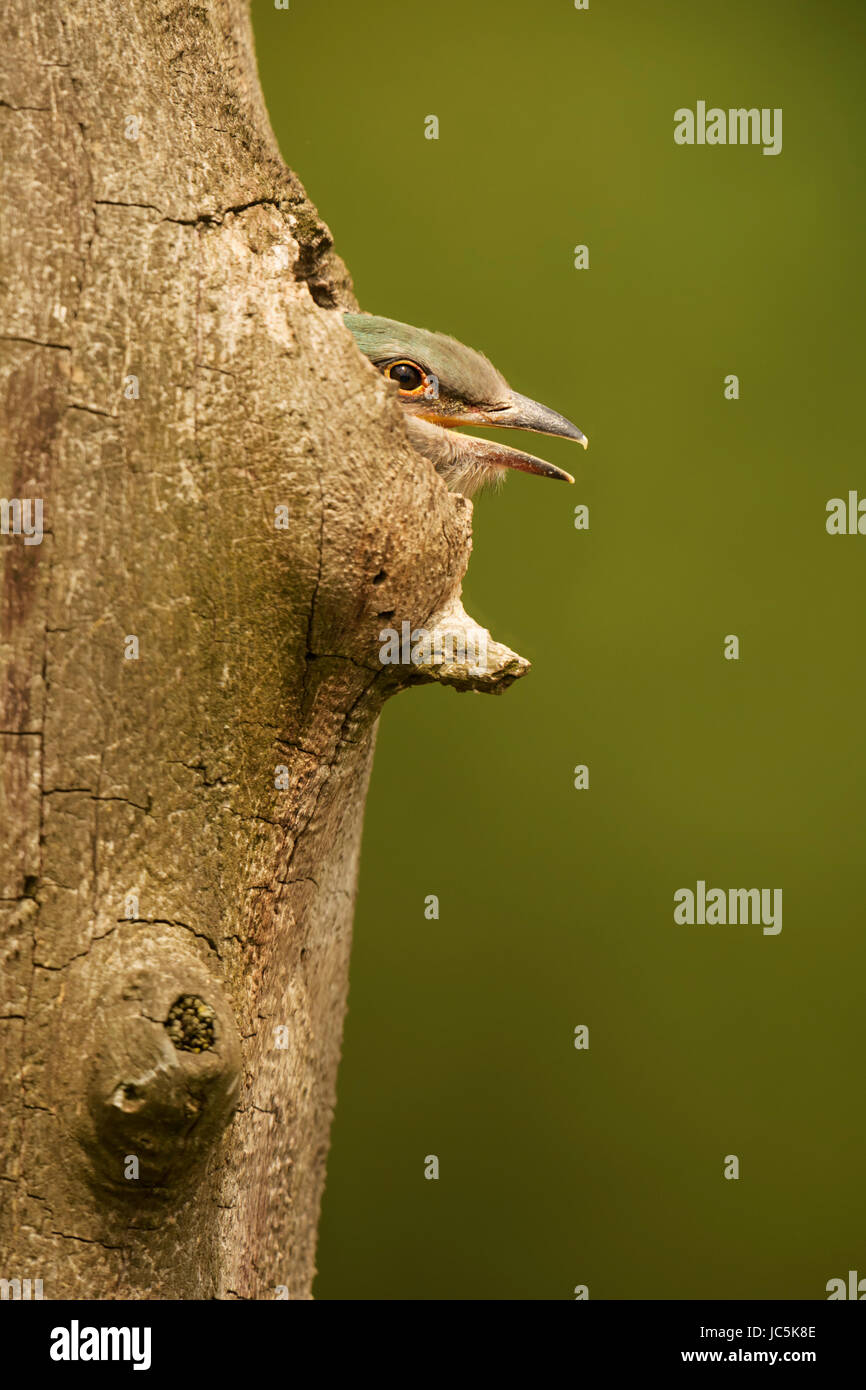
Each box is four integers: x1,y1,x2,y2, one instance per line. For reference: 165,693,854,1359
0,0,526,1299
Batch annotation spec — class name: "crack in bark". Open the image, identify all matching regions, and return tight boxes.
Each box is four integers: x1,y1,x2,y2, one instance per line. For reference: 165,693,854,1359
124,917,220,958
50,1229,125,1251
65,401,116,418
91,196,284,230
0,334,71,350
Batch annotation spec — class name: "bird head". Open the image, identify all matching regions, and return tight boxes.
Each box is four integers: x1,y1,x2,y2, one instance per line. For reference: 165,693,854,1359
344,313,588,497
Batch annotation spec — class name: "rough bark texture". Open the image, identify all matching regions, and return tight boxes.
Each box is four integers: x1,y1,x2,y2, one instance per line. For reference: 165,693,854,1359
0,0,526,1299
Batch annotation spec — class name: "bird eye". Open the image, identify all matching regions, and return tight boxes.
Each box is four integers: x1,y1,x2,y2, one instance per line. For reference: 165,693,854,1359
384,360,426,394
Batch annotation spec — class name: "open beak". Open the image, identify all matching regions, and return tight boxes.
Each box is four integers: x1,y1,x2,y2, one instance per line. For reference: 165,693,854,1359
415,390,586,483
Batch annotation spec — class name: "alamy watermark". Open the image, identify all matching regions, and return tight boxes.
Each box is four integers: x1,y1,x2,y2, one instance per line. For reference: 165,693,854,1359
379,620,487,668
674,103,782,157
674,880,782,935
0,1276,43,1299
826,492,866,534
0,497,43,545
50,1321,152,1371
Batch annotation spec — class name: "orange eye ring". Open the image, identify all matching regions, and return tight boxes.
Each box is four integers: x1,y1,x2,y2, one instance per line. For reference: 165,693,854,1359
383,360,428,396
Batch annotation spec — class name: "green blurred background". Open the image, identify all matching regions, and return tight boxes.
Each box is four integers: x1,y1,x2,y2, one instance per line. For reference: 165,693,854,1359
252,0,865,1298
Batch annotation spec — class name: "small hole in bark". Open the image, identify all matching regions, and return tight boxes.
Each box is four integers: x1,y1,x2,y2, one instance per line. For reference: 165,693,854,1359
377,609,395,620
23,875,38,895
164,994,216,1053
372,569,387,585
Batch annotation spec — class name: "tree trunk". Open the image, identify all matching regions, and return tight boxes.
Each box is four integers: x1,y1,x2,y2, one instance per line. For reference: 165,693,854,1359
0,0,526,1299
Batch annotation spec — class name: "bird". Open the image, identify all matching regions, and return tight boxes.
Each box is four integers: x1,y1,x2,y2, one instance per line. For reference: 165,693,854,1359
344,313,588,497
